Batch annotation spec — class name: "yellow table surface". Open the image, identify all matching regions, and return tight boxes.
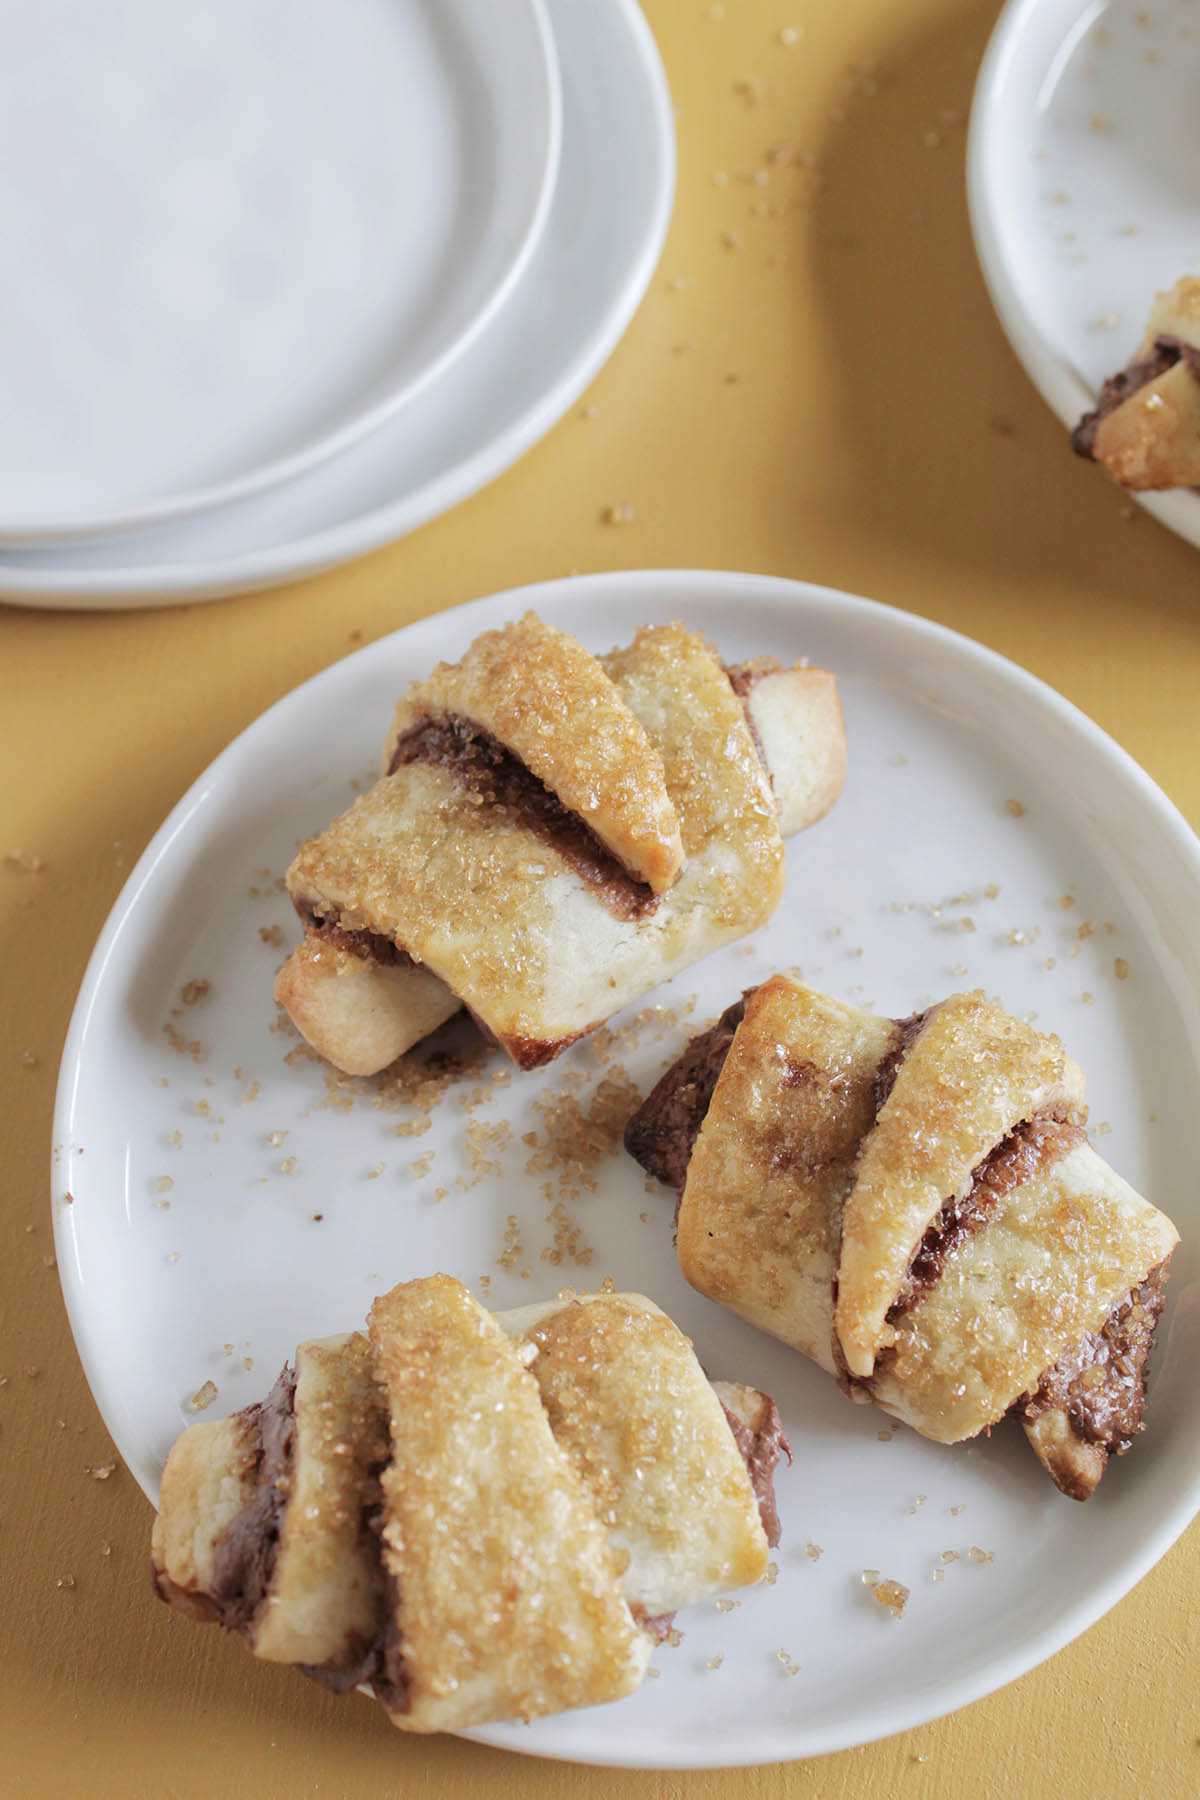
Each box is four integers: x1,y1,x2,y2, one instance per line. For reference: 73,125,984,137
4,1,1199,1793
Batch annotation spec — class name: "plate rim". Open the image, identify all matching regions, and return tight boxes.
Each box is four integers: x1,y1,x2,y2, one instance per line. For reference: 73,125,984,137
0,0,674,606
51,568,1200,1767
0,0,564,547
966,0,1200,553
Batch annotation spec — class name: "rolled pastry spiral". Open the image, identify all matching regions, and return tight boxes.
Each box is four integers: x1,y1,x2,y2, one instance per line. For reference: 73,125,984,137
275,612,845,1073
626,978,1178,1500
151,1276,787,1733
1072,275,1200,489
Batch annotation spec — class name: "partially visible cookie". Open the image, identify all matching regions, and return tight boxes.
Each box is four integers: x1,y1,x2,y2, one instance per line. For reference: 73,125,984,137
1073,276,1200,489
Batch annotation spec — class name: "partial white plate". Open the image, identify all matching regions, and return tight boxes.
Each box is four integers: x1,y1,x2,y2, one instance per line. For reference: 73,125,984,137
53,572,1200,1768
968,0,1200,551
0,0,672,603
0,0,560,544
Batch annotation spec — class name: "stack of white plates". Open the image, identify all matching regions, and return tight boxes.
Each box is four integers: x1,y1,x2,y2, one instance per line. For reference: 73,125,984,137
0,0,673,607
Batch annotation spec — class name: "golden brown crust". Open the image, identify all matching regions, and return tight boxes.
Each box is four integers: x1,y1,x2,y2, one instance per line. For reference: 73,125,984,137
284,617,822,1072
742,667,846,836
495,1292,767,1614
383,613,684,894
251,1333,388,1666
150,1413,261,1617
367,1277,648,1732
272,937,460,1076
1090,361,1200,490
871,1141,1175,1441
652,976,1178,1487
678,976,896,1373
836,991,1086,1380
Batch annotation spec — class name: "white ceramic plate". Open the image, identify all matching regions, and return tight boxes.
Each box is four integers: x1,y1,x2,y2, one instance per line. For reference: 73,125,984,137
968,0,1200,551
0,0,672,604
53,572,1200,1768
0,0,560,544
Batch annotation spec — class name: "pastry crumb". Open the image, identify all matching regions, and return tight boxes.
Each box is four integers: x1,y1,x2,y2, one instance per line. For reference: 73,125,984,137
189,1381,218,1412
1005,798,1025,818
1114,957,1129,980
804,1542,823,1561
6,848,46,872
84,1462,116,1480
181,980,211,1006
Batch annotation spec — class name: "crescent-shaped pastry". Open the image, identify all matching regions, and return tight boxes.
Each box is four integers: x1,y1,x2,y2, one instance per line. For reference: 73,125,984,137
274,614,845,1074
151,1276,787,1732
1072,275,1200,489
625,977,1178,1500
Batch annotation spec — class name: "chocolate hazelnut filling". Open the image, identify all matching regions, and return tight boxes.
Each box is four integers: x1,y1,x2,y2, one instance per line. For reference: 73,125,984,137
719,1395,790,1549
293,896,415,968
871,1009,931,1115
389,713,659,923
885,1106,1086,1324
187,1367,408,1710
205,1365,298,1632
1072,336,1200,460
1016,1262,1168,1459
623,993,752,1196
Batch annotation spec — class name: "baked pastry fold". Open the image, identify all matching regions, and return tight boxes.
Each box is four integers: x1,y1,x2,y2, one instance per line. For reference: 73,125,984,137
275,613,845,1074
1072,275,1200,489
626,976,1178,1499
151,1276,786,1732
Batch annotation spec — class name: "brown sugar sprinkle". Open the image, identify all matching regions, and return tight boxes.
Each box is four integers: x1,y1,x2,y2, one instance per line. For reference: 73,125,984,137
433,1187,449,1204
163,1021,203,1061
194,1099,212,1119
189,1381,218,1412
1114,957,1130,980
180,980,211,1006
869,1578,909,1619
266,1129,288,1148
876,1429,893,1442
1005,799,1025,818
665,1627,684,1648
279,1157,299,1175
804,1542,823,1562
498,1215,524,1274
1077,920,1097,941
706,1653,725,1670
776,1649,801,1677
940,1549,959,1565
1059,893,1076,910
524,1070,641,1201
715,1597,740,1612
968,1546,994,1564
409,1152,435,1180
763,1561,778,1586
153,1176,174,1195
601,501,635,526
259,923,285,948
